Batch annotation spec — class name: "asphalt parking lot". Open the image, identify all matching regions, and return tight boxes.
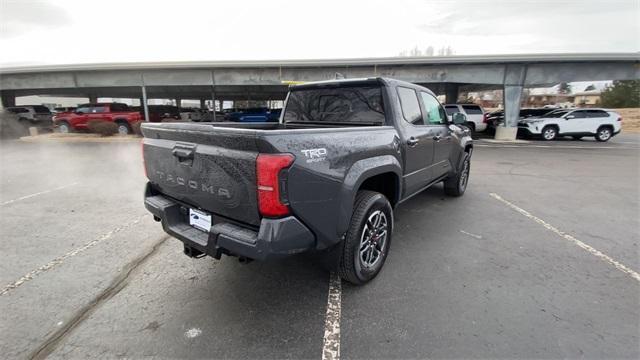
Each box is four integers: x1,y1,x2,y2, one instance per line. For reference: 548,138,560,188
1,133,638,359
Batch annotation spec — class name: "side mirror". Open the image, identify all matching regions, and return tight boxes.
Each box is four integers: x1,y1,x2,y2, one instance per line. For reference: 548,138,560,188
75,111,83,115
452,113,467,125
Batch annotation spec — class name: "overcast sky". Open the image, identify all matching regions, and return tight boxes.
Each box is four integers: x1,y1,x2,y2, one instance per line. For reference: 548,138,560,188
0,0,638,66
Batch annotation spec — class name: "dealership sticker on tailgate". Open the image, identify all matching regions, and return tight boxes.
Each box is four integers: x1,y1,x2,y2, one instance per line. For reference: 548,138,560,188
189,208,212,232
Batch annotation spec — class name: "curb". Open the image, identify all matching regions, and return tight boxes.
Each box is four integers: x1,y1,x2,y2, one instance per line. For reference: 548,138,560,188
20,134,141,143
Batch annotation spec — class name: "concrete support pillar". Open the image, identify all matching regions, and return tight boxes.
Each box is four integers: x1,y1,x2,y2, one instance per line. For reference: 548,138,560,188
210,88,217,122
175,98,181,111
199,99,206,109
495,64,527,140
88,94,98,103
445,83,459,103
1,92,16,108
141,86,150,122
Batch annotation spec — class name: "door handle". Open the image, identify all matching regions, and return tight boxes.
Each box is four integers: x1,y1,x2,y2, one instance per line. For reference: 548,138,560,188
407,137,419,147
433,134,442,141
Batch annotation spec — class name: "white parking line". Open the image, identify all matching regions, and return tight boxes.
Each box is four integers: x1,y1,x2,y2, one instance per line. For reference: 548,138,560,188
0,215,148,296
477,144,631,149
1,182,79,206
322,272,342,360
490,193,640,282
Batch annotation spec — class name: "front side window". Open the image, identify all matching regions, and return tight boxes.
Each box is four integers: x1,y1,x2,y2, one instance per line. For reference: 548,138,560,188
420,92,447,125
75,106,91,114
283,85,385,125
397,87,423,125
91,106,107,113
569,110,587,119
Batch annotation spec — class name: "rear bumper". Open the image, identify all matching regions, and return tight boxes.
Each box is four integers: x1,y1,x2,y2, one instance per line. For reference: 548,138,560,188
144,183,315,261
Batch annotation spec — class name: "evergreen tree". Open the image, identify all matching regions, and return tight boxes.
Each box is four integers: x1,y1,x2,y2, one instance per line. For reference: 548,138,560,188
600,80,640,108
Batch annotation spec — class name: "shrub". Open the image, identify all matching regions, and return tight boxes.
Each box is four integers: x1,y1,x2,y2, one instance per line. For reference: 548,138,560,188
87,119,118,137
0,110,24,139
130,120,143,137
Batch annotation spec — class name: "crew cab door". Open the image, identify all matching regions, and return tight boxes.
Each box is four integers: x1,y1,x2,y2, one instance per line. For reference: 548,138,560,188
561,110,587,133
419,91,453,178
396,86,436,196
88,105,108,122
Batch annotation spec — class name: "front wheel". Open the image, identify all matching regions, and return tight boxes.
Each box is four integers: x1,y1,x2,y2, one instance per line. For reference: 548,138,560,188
444,152,470,197
541,126,558,141
338,191,393,285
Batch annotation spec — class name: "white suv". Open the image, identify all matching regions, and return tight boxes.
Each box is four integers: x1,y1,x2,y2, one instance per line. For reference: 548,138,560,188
444,104,486,133
518,108,622,142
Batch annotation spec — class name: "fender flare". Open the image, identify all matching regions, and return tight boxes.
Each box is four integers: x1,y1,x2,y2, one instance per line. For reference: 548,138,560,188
335,155,402,237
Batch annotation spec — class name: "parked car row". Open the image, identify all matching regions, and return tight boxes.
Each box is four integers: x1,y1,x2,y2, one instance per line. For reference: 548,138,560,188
6,105,54,132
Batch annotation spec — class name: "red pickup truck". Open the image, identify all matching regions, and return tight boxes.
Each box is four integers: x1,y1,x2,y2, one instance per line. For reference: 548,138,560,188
53,103,143,134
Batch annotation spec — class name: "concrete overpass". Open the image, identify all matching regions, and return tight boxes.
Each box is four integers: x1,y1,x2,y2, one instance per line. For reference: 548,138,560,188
1,53,638,138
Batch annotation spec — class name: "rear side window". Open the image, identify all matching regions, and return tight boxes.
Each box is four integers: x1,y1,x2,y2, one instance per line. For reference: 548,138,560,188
444,105,460,115
397,87,423,125
110,103,130,112
586,110,609,118
461,105,483,114
283,86,385,125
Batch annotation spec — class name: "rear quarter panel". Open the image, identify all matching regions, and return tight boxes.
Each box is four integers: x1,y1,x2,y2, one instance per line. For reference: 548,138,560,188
259,126,401,249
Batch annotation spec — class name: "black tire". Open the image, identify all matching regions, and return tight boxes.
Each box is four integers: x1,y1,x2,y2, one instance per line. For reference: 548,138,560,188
56,121,72,133
465,122,476,136
595,126,613,142
444,151,470,197
541,126,558,141
572,136,583,140
115,121,131,135
338,190,393,285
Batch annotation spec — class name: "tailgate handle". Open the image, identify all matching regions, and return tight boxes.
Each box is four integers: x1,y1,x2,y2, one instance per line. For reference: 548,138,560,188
172,143,196,161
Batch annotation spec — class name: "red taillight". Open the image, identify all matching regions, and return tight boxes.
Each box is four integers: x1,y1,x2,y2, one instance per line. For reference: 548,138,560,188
257,153,294,217
618,117,623,122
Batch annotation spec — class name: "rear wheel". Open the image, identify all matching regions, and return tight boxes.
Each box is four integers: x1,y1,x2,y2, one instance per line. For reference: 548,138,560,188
541,126,558,141
57,121,71,133
116,121,131,135
338,190,393,285
595,127,612,142
444,151,470,197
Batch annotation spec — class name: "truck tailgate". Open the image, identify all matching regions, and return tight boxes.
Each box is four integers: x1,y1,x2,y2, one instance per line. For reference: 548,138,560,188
142,123,261,226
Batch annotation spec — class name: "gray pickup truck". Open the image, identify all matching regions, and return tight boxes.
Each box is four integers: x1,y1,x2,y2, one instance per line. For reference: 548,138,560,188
142,78,473,284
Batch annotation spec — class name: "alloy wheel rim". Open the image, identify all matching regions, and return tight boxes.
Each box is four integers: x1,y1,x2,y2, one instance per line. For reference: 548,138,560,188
118,125,128,135
544,129,555,139
59,124,68,133
359,210,388,269
459,159,469,190
599,129,610,140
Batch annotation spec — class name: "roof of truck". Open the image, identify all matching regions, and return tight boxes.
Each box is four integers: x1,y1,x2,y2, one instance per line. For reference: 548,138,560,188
290,77,437,96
